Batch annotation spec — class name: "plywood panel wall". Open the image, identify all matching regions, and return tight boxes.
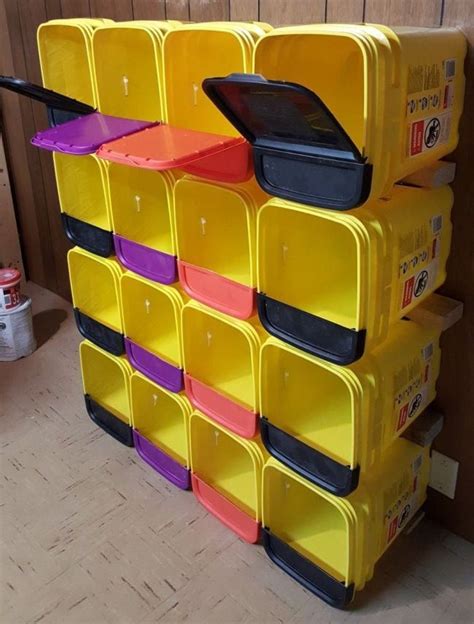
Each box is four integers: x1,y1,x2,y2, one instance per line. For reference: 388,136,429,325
0,0,472,543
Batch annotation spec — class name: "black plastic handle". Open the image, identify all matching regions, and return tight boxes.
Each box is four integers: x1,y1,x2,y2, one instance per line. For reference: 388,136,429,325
257,293,366,366
85,395,134,447
260,418,360,497
61,214,114,258
0,75,95,115
74,309,124,356
262,527,354,609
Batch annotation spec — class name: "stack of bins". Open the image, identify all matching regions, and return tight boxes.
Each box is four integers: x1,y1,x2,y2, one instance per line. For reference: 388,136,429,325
203,24,466,606
90,20,192,470
34,19,184,448
35,19,134,446
168,23,271,531
8,17,467,610
94,22,273,499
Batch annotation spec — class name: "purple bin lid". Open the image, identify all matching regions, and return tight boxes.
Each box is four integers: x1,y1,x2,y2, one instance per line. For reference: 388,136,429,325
31,112,158,155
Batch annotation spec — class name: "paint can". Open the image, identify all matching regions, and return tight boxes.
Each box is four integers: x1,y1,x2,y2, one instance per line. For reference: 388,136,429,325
0,268,22,311
0,296,36,361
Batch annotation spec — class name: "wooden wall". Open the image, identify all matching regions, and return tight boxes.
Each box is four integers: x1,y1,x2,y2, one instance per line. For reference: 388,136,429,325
0,0,473,542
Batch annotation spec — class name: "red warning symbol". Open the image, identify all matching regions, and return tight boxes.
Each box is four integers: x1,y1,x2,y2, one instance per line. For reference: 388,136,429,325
410,120,424,155
397,403,409,431
402,276,415,308
388,516,399,543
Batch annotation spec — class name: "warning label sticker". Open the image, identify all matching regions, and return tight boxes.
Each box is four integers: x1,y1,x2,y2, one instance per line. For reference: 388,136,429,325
384,454,424,545
400,257,439,310
408,112,452,157
399,231,441,312
393,341,434,434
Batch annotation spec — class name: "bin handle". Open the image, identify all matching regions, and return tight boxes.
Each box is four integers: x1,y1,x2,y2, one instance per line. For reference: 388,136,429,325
260,418,360,497
84,395,134,447
0,75,95,115
262,527,355,609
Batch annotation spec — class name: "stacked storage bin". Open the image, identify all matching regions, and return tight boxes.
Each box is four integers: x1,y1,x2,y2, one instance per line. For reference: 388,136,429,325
2,18,466,611
204,24,466,606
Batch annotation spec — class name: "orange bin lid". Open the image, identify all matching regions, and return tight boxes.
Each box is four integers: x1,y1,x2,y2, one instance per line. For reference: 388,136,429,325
96,124,253,183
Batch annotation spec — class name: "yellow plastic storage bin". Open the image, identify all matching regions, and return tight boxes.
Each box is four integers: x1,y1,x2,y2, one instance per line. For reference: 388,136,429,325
37,18,108,110
204,24,466,209
131,372,192,489
121,272,186,393
257,185,453,364
68,247,124,355
175,176,266,319
163,22,270,135
182,301,265,439
262,439,431,608
53,152,113,256
92,21,177,121
260,319,440,496
80,339,133,446
107,162,177,284
190,411,266,543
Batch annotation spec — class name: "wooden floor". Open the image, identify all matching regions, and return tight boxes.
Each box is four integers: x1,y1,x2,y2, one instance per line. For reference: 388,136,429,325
1,283,473,624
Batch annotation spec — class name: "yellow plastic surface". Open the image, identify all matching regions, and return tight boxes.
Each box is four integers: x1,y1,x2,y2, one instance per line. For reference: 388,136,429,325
121,272,185,367
108,163,176,256
182,301,265,411
255,24,466,198
131,372,191,465
260,318,441,471
54,153,111,230
37,19,105,106
257,185,453,349
68,247,123,332
80,340,132,424
92,21,177,120
163,23,268,133
189,411,265,518
263,438,431,590
174,176,264,287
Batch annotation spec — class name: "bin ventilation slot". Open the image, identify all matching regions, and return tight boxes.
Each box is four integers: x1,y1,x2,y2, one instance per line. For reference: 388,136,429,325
203,74,373,209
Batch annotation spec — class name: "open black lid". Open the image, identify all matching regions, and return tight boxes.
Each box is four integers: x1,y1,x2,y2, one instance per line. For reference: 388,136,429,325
0,76,95,116
203,74,372,210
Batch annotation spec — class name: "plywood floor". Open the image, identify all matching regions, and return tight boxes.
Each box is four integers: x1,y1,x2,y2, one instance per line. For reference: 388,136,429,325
1,283,473,624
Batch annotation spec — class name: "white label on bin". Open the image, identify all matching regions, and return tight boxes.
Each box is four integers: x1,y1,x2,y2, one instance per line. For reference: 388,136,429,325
406,59,455,118
399,234,441,311
408,112,452,157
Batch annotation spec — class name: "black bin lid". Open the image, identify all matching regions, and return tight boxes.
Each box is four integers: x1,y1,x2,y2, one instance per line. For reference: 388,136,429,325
0,75,95,127
203,73,372,210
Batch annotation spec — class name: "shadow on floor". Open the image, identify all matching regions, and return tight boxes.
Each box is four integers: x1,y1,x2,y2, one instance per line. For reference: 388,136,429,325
33,308,68,348
350,516,473,613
